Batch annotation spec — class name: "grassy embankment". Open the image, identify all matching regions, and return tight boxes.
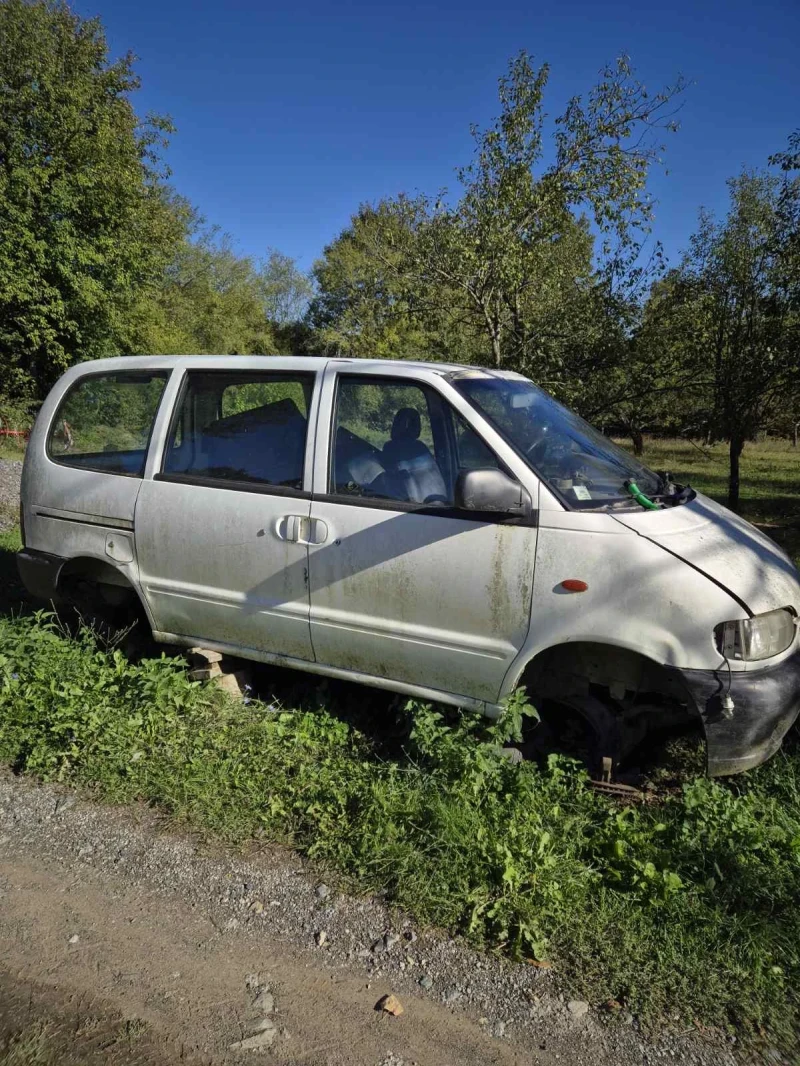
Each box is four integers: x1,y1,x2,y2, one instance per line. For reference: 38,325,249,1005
1,437,799,1053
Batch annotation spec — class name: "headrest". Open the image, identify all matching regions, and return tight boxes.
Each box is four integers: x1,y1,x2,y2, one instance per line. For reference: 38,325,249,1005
391,407,422,442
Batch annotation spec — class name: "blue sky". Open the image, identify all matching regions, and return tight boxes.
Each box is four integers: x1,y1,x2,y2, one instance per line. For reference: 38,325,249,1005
78,0,799,273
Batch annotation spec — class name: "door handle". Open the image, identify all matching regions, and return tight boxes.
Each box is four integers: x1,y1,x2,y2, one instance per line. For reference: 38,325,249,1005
274,514,304,542
274,516,329,545
298,518,328,546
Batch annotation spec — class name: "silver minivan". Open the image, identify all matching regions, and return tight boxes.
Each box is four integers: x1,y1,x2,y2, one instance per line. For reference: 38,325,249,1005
17,356,800,776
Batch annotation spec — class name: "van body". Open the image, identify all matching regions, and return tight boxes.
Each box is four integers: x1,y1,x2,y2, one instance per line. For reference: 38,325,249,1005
17,356,800,776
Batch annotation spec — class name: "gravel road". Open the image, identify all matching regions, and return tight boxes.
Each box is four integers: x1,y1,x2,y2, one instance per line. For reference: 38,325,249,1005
0,457,21,530
0,770,746,1066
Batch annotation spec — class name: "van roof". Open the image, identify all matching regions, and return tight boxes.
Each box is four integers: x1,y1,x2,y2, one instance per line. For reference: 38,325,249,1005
68,354,511,377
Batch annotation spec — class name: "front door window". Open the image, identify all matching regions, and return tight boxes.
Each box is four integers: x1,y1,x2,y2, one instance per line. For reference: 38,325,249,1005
331,376,503,507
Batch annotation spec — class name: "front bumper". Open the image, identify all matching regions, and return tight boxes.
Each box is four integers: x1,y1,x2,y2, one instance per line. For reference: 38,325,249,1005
17,548,65,602
671,646,800,775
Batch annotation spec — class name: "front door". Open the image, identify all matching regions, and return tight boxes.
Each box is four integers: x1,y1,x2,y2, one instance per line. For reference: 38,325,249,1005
306,371,537,703
135,368,317,662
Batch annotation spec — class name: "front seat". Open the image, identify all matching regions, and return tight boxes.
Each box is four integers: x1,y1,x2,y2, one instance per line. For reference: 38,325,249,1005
381,407,448,504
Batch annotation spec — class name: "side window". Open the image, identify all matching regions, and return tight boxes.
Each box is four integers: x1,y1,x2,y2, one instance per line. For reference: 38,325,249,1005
330,375,512,509
48,371,168,476
332,377,449,505
163,371,313,490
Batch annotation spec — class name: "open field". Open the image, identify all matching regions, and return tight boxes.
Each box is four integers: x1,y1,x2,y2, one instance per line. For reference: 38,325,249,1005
0,437,799,1058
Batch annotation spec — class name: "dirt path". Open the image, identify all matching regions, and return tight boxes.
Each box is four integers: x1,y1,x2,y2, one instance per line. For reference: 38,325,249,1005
0,771,738,1066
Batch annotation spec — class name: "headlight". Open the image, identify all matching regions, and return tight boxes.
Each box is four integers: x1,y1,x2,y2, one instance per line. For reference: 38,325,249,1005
715,608,797,661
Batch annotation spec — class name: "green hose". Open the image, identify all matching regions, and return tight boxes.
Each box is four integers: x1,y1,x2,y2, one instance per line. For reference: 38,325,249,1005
625,480,660,510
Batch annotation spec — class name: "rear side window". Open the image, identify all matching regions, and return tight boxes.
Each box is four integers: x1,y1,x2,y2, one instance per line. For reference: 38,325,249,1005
162,370,314,490
48,371,168,476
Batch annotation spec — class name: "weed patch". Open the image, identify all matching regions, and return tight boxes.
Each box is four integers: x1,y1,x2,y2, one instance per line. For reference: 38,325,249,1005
1,613,799,1052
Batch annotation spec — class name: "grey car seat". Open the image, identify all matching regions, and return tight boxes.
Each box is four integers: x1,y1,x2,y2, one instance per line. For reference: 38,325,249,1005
381,407,448,504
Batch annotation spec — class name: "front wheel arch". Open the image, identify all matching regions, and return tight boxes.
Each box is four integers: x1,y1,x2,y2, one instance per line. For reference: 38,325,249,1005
512,641,701,775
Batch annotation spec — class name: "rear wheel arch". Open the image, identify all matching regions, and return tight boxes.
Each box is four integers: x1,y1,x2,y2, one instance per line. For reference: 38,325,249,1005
56,556,154,628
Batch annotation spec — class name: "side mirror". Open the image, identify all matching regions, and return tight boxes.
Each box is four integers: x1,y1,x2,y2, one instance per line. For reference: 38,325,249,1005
455,468,532,516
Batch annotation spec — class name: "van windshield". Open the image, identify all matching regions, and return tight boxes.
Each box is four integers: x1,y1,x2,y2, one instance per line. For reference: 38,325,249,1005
451,374,662,509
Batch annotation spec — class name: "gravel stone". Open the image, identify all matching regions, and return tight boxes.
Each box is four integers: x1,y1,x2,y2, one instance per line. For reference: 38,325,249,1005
228,1022,276,1051
568,1000,590,1019
0,458,22,531
252,989,274,1014
251,1017,276,1033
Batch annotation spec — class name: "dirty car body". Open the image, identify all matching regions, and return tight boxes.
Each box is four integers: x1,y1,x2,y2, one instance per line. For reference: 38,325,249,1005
17,356,800,776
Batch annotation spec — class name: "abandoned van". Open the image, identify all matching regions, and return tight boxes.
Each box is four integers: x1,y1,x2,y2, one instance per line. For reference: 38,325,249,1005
17,356,800,777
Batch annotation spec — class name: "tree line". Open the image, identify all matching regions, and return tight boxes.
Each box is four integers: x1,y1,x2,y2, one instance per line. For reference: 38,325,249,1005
1,0,798,508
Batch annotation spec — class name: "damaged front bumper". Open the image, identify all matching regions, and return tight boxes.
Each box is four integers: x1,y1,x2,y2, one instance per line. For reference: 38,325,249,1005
671,647,800,775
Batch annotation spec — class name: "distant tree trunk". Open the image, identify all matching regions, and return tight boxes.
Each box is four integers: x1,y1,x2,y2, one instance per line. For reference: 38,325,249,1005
491,333,502,367
793,421,799,448
728,433,745,511
630,428,644,456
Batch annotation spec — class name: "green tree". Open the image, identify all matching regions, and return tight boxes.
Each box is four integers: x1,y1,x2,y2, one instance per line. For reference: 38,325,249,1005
130,226,278,356
310,52,684,394
309,199,481,361
647,172,800,509
0,0,182,398
404,52,685,378
589,265,711,456
259,250,313,327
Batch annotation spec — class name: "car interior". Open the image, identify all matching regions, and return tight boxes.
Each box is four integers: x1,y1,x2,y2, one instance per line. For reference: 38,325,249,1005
333,406,450,504
165,387,309,488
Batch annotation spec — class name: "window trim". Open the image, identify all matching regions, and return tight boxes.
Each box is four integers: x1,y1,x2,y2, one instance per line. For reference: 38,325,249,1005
159,368,317,494
154,471,311,501
324,371,531,523
46,369,171,479
311,489,537,526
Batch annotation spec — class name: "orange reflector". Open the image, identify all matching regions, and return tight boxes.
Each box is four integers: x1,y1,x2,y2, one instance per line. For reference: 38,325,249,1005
561,579,588,592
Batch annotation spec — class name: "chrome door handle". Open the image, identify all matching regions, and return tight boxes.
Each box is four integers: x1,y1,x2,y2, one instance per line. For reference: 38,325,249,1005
274,516,328,545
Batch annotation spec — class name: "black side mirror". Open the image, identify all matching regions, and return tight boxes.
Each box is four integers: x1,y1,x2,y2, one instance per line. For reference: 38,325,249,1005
455,468,532,516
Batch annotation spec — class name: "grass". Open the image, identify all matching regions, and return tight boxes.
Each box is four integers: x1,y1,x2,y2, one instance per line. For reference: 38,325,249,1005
0,438,26,463
0,1025,54,1066
0,1014,152,1065
0,437,799,1055
629,436,800,564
